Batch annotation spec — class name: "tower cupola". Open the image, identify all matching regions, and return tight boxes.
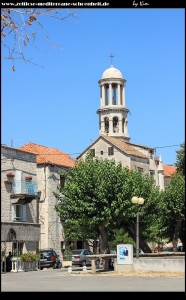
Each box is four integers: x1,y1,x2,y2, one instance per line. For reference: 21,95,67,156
97,65,130,140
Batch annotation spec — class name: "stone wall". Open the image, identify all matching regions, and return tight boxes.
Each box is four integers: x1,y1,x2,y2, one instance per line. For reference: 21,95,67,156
80,138,156,174
80,138,131,168
114,256,185,273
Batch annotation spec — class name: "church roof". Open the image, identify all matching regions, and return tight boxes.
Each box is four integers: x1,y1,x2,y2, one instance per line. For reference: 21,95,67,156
19,142,75,168
101,135,148,158
163,164,176,177
102,65,123,79
77,135,149,159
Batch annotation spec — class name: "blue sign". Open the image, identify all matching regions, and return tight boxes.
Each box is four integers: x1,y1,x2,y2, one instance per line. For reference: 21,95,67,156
117,244,133,265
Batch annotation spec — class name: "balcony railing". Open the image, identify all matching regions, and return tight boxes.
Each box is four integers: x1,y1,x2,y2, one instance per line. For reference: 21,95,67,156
11,180,38,196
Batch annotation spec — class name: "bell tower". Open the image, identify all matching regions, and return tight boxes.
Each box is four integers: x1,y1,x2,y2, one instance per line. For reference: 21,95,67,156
97,64,130,140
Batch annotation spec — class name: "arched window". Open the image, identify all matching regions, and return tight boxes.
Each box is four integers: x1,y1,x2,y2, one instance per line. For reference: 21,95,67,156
113,117,119,132
105,84,109,106
104,117,109,133
7,228,16,241
112,84,117,105
120,86,123,106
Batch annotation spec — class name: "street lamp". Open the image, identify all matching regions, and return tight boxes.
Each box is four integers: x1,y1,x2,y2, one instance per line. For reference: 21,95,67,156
131,196,144,259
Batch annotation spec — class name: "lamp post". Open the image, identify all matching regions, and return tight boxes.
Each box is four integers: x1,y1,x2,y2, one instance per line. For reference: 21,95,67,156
131,196,144,259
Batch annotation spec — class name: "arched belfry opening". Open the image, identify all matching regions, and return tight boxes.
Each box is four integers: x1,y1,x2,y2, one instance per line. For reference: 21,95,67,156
104,117,109,133
113,117,119,133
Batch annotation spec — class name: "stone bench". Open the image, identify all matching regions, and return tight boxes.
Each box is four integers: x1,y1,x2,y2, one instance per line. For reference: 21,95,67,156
86,254,117,273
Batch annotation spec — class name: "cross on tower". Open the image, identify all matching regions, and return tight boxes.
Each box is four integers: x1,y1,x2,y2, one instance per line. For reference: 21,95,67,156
109,53,114,66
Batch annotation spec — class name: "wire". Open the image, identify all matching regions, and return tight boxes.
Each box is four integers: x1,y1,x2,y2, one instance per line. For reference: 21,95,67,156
1,144,181,158
1,144,182,162
155,144,180,149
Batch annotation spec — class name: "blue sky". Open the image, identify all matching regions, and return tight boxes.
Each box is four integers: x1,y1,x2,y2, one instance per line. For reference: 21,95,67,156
2,8,184,165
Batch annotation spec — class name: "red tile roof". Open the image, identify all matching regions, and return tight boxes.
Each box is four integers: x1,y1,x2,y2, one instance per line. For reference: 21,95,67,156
19,143,75,168
163,164,176,177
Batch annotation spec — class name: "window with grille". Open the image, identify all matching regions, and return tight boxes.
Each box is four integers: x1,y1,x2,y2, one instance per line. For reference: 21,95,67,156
108,147,114,156
137,167,143,173
60,175,65,187
149,149,154,159
13,241,24,256
90,149,95,157
150,170,155,176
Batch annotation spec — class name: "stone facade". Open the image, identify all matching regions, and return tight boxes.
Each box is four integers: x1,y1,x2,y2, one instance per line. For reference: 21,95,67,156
1,145,40,255
37,164,67,258
77,135,165,190
1,145,73,259
17,142,76,259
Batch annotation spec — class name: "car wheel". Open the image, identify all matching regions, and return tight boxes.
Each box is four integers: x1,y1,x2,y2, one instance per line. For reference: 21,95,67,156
57,262,62,269
82,260,86,267
53,263,57,269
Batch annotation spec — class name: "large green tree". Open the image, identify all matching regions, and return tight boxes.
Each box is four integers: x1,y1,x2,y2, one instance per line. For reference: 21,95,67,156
175,142,185,176
158,173,185,251
55,154,160,253
152,143,185,251
108,228,135,250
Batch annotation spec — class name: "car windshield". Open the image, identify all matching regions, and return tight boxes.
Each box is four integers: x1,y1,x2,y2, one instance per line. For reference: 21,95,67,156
72,250,82,255
40,251,53,257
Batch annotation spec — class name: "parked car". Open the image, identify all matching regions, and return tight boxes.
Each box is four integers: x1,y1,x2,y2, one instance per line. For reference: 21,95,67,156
160,246,184,252
71,249,93,266
139,249,144,254
110,250,117,269
39,249,62,270
177,245,184,252
160,247,173,252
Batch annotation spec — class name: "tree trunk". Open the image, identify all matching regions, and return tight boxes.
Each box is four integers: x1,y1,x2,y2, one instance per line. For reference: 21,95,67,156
181,241,185,252
98,224,109,254
172,217,183,251
179,219,185,251
125,223,152,253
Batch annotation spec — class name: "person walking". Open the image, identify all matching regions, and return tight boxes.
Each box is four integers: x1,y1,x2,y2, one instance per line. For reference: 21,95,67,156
6,252,13,272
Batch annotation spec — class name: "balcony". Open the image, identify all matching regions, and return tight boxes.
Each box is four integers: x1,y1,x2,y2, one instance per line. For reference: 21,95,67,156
10,180,38,199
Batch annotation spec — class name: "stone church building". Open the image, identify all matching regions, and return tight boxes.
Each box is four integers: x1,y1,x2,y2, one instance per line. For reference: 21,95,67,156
77,64,167,190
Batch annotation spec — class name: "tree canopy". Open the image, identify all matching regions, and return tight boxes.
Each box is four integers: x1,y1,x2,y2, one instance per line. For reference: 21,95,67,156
175,142,185,176
55,153,160,253
158,173,185,250
156,143,185,250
